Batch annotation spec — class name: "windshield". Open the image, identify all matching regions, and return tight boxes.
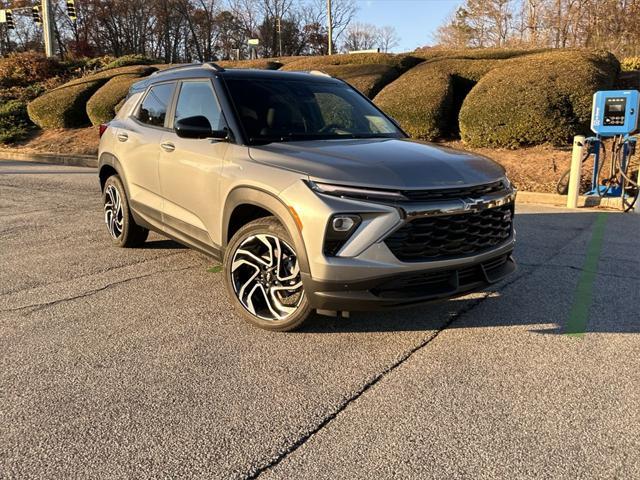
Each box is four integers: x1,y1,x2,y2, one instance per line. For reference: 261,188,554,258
223,77,404,144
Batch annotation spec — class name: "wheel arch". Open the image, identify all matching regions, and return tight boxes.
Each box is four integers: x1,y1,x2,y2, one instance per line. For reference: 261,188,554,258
98,152,129,196
223,187,310,275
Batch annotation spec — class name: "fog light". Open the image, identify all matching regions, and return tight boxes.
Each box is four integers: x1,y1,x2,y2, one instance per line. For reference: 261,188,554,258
324,214,361,256
332,216,356,232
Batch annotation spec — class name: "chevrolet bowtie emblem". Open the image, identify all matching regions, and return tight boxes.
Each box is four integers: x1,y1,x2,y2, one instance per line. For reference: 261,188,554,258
462,198,486,210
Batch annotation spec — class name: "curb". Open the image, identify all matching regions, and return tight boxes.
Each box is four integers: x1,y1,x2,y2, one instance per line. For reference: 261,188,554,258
0,150,97,168
516,191,623,209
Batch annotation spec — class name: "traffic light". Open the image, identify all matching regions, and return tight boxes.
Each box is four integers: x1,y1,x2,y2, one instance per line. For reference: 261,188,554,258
0,9,15,29
32,6,41,25
66,0,77,21
275,17,281,33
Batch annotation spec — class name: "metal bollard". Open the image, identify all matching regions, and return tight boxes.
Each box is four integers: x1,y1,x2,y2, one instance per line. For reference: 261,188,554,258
567,135,585,209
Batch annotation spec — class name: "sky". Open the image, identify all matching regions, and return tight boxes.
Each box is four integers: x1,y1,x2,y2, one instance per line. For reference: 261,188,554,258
353,0,465,52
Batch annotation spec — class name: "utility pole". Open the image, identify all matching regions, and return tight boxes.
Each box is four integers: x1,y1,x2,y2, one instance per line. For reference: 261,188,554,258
327,0,333,55
276,17,282,57
41,0,55,58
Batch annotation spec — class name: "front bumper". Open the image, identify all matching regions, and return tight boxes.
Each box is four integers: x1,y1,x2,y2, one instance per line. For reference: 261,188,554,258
302,248,516,312
280,179,518,312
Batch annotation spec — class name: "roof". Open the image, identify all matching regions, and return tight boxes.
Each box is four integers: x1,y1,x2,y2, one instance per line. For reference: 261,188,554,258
129,62,339,94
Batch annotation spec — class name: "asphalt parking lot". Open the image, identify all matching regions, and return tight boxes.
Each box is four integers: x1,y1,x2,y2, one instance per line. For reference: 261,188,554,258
1,160,639,479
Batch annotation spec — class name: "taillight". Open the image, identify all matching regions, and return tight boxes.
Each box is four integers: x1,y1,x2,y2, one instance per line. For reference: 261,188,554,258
99,123,109,138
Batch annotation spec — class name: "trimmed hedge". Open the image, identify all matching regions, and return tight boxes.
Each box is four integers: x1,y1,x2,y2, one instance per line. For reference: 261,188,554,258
373,58,504,140
283,53,422,71
218,59,283,70
0,100,32,144
413,47,550,61
621,57,640,71
86,68,157,125
282,54,422,100
459,50,619,148
317,64,400,98
104,54,155,70
375,64,453,140
28,65,155,129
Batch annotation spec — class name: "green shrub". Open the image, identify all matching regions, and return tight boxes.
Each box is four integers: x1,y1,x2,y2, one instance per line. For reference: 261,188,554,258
87,68,157,125
372,57,503,140
374,64,453,140
459,50,619,148
621,57,640,71
0,100,32,144
218,59,283,70
0,52,62,88
28,65,155,129
104,54,154,70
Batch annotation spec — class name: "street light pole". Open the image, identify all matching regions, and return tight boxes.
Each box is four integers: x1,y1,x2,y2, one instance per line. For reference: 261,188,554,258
327,0,333,55
41,0,55,57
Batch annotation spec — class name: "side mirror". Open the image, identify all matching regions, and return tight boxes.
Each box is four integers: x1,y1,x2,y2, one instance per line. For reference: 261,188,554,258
175,115,228,140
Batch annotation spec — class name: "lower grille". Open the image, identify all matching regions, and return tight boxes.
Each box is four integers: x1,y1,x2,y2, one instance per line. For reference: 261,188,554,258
385,203,514,262
372,254,510,299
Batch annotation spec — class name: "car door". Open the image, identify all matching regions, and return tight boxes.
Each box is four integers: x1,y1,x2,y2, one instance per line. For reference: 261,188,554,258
115,81,176,225
158,79,229,249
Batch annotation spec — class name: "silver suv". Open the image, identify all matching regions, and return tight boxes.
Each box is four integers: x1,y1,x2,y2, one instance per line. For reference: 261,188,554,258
98,63,516,331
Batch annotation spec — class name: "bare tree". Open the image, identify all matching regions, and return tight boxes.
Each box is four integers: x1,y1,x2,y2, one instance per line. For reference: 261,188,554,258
377,25,399,53
342,22,378,52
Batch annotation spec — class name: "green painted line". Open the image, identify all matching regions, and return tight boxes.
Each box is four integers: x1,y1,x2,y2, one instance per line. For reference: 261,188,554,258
207,265,223,273
565,213,608,337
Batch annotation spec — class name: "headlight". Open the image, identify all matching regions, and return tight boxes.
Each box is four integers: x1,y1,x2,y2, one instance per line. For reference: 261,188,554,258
306,180,408,202
323,214,361,256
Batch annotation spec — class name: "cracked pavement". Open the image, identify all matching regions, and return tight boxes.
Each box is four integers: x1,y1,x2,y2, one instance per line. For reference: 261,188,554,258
1,161,639,479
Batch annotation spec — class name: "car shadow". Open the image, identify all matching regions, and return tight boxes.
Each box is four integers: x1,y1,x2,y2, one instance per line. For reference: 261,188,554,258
140,239,188,250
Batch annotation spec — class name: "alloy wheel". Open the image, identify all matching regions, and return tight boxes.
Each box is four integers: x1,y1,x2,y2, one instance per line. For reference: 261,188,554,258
104,184,124,239
230,234,304,321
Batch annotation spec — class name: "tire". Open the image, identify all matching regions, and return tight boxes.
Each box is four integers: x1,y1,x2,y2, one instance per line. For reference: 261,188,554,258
102,175,149,248
224,217,311,331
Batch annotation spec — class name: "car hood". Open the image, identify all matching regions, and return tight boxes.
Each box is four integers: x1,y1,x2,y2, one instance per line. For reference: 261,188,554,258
248,138,506,190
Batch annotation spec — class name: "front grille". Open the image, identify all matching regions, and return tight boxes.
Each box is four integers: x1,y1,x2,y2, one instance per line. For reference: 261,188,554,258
402,181,506,202
385,203,514,262
372,254,510,299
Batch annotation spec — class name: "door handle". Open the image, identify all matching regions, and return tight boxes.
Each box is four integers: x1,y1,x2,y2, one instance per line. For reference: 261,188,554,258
117,132,128,142
160,142,175,153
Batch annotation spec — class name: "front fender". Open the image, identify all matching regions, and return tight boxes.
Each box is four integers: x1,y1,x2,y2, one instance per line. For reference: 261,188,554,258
222,187,310,276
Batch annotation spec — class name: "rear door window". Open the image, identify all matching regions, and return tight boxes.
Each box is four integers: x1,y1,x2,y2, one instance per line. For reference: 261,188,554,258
136,83,175,127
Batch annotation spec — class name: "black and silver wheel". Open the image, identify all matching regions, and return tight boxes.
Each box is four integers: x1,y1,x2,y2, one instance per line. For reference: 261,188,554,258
224,217,310,331
102,175,149,247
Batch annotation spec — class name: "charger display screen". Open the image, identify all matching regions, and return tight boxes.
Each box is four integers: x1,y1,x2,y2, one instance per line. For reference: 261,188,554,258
604,97,627,125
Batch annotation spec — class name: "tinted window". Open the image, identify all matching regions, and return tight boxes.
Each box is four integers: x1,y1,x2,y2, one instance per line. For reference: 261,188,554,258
175,81,224,130
137,83,175,127
224,77,402,144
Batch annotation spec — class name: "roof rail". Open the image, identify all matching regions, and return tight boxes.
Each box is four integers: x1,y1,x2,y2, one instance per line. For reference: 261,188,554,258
309,70,331,78
151,62,225,76
204,62,225,72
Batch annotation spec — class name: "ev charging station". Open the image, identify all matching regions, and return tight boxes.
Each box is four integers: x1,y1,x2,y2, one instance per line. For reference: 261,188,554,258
567,90,640,212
